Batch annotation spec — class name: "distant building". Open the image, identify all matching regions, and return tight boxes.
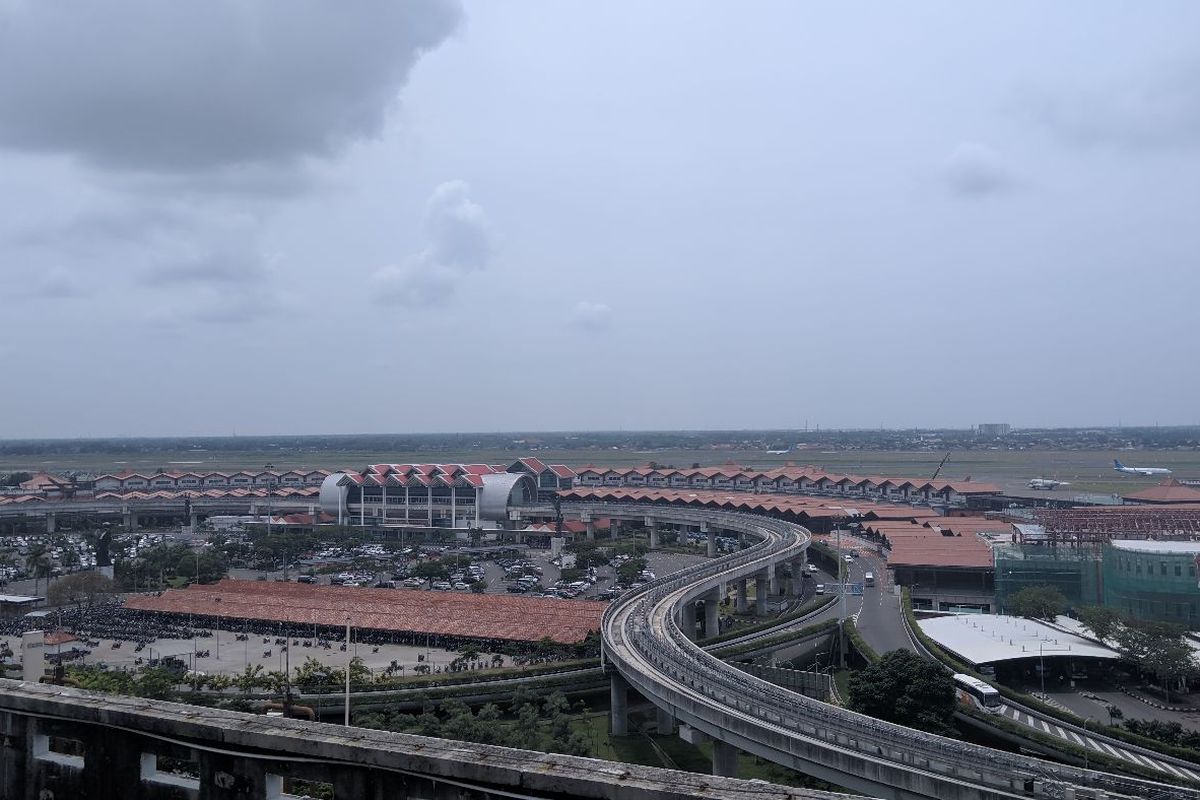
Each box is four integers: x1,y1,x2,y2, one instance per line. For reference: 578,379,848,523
1122,479,1200,505
977,423,1011,437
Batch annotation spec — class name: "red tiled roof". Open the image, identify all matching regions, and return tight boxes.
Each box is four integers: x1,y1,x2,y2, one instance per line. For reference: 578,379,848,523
887,536,994,569
125,579,604,644
1123,479,1200,504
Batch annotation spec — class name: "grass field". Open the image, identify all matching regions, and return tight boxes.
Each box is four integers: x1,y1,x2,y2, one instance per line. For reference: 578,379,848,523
4,446,1197,498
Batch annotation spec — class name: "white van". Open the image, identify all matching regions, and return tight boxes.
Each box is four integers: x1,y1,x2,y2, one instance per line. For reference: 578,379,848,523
863,572,875,587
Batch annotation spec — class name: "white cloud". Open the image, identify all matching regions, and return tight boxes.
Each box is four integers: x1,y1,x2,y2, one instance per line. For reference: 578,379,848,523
940,142,1015,198
371,181,492,308
570,301,612,331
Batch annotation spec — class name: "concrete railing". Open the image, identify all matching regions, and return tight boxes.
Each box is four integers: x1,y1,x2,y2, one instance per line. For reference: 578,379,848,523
0,679,845,800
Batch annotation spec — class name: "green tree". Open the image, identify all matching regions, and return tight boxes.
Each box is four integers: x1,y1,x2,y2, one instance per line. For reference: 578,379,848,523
1114,618,1197,703
1,472,32,487
235,664,266,695
1077,606,1121,642
848,650,956,735
409,560,450,581
1007,585,1068,621
47,571,116,609
24,543,51,598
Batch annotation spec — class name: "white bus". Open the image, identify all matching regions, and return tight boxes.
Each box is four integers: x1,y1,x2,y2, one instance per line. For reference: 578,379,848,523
953,673,1001,712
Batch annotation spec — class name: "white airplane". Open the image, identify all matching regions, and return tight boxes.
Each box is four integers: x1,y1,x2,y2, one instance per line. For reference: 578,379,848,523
1113,459,1172,477
1027,477,1069,490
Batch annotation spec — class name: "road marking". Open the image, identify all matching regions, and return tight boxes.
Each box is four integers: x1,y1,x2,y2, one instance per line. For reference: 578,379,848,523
1084,737,1103,751
1039,719,1052,734
1053,725,1067,738
1178,766,1200,782
1067,731,1086,746
1153,759,1183,777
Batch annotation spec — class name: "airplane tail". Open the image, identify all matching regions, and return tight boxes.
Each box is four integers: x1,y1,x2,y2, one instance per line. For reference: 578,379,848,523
1113,460,1123,469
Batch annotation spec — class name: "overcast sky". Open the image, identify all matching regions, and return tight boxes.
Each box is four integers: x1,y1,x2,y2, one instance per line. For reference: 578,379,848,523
1,1,1197,438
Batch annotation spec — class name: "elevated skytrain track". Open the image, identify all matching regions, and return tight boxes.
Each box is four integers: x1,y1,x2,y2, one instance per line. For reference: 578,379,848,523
591,502,1196,800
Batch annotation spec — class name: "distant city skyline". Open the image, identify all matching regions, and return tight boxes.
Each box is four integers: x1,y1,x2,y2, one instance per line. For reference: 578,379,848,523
1,2,1197,438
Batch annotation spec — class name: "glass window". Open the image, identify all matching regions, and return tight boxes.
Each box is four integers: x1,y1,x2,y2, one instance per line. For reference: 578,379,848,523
1161,562,1168,576
1175,564,1182,577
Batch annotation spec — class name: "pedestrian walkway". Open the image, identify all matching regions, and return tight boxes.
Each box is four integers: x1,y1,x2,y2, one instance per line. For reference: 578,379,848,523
994,703,1200,782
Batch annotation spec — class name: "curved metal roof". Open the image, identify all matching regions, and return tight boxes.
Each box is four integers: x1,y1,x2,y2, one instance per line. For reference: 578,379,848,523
478,472,536,522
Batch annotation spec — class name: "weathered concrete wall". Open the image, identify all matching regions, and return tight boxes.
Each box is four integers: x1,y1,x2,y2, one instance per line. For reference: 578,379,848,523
0,679,849,800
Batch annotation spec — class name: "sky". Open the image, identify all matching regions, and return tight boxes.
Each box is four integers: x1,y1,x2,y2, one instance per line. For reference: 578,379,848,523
1,1,1198,438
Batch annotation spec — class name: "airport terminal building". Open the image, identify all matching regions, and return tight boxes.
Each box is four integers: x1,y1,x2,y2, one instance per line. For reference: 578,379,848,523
319,459,574,529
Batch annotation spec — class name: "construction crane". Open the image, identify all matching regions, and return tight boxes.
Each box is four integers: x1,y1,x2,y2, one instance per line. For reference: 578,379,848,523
931,451,951,481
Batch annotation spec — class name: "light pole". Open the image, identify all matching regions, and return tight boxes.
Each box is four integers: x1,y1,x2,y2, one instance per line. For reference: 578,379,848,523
344,615,352,726
836,519,848,667
1039,642,1045,696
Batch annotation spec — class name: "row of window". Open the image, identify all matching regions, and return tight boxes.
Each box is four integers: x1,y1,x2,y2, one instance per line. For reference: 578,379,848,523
1115,556,1198,579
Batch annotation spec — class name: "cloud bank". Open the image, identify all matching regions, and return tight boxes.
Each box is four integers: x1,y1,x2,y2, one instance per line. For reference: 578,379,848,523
0,0,463,173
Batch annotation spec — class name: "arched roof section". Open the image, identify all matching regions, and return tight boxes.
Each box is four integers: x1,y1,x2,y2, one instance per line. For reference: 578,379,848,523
477,472,538,522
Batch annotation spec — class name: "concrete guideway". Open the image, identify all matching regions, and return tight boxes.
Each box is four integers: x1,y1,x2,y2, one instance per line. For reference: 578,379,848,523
591,502,1198,800
889,553,1200,785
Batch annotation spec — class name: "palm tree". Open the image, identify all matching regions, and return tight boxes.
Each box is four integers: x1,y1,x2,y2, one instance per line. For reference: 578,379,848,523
25,543,51,598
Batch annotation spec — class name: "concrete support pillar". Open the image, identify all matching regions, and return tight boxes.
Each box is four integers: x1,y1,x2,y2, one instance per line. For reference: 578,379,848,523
795,560,807,596
645,515,659,549
736,578,749,613
610,673,629,736
755,573,768,616
610,519,620,539
585,522,595,542
124,512,138,532
45,513,55,534
707,529,716,558
656,706,674,735
703,589,721,638
196,750,274,800
681,601,697,640
0,711,26,800
768,562,779,596
712,738,739,777
82,729,143,800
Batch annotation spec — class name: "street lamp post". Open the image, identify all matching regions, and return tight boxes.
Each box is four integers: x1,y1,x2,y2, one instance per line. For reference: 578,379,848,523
344,615,352,726
1039,642,1045,696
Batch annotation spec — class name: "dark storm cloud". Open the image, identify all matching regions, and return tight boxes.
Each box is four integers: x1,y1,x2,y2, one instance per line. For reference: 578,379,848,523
1028,60,1200,152
372,181,492,308
0,0,462,173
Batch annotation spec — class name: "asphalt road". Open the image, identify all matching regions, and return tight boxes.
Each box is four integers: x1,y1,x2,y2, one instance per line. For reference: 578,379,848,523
817,533,913,658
